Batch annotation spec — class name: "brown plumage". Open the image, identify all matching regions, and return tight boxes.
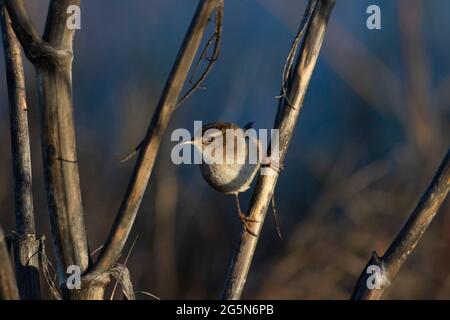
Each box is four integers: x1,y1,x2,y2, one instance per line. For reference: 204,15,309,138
190,122,261,236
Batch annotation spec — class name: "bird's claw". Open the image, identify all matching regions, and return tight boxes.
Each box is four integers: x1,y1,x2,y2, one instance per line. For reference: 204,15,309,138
262,159,284,174
239,213,259,237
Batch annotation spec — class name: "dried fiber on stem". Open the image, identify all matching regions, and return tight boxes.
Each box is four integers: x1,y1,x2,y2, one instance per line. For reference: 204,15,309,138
177,0,223,108
222,0,336,300
351,149,450,300
276,0,317,111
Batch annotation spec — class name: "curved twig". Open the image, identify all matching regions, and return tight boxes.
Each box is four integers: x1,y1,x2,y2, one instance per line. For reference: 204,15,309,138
120,1,224,164
275,0,317,113
176,0,223,109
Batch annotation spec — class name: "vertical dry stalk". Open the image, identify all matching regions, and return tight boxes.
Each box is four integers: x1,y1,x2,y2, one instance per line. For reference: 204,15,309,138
0,1,40,299
352,149,450,300
92,0,223,274
222,0,335,300
0,226,20,300
5,0,90,291
3,0,223,299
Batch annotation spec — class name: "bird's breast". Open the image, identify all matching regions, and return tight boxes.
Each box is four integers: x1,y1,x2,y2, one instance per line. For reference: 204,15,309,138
200,162,260,194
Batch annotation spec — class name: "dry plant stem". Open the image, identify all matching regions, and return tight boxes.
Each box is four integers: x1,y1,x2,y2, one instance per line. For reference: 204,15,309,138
0,2,40,299
352,149,450,300
222,0,335,300
5,0,90,289
177,1,223,108
0,226,20,300
4,0,68,63
93,0,222,274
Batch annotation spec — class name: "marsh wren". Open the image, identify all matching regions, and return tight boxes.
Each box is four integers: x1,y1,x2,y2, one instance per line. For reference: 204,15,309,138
184,122,264,236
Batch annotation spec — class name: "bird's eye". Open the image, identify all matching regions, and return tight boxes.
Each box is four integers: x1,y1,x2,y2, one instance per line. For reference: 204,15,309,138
207,136,214,143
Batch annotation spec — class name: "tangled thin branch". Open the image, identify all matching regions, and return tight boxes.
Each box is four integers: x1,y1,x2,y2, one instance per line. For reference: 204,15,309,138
176,0,223,109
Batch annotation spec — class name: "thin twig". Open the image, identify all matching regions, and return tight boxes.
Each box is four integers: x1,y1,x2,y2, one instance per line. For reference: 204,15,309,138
275,0,317,114
176,1,223,109
351,148,450,300
120,140,144,163
135,290,161,300
222,0,336,300
0,1,40,299
120,1,224,164
90,244,104,257
110,235,139,300
92,0,223,275
36,236,62,300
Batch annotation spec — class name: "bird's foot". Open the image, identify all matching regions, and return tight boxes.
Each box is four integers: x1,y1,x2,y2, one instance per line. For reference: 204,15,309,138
261,159,284,175
239,212,259,237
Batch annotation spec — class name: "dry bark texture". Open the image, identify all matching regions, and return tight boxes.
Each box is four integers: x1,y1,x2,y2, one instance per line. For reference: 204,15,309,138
222,0,336,300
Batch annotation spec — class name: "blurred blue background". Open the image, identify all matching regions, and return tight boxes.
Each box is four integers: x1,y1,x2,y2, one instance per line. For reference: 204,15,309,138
0,0,449,299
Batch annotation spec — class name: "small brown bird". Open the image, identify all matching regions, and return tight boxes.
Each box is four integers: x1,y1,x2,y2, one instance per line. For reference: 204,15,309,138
185,122,262,236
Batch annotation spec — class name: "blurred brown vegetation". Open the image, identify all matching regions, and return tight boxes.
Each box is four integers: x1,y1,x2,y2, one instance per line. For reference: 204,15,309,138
0,0,449,299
